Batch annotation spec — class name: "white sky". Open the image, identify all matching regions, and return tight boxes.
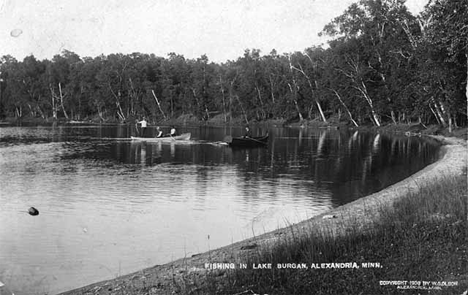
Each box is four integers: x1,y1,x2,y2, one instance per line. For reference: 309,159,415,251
0,0,428,63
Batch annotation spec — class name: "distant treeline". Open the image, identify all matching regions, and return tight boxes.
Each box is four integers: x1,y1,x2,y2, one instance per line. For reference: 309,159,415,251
0,0,466,128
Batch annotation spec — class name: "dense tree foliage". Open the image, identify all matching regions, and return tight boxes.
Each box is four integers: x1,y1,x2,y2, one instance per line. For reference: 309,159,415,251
0,0,466,127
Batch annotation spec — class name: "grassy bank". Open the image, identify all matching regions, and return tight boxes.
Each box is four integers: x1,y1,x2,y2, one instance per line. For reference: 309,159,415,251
195,173,467,295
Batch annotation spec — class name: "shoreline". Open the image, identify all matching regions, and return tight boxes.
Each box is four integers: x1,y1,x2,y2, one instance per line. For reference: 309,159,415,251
59,135,467,295
2,117,466,140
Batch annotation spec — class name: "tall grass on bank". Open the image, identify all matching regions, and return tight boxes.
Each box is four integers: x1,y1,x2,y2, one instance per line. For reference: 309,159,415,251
198,174,467,295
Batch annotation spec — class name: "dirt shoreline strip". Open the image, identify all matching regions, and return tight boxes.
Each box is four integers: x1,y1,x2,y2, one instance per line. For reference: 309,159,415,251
60,136,467,295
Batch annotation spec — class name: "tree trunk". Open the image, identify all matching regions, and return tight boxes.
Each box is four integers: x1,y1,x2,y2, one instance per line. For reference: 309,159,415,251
289,60,326,122
390,110,397,125
36,103,45,119
355,81,381,127
331,89,359,127
255,85,266,120
107,83,125,122
128,78,138,117
16,106,22,118
205,105,210,120
448,112,452,133
313,81,327,123
339,56,380,126
115,102,125,122
27,103,35,117
294,100,304,122
269,74,276,103
308,105,314,120
229,76,238,123
219,76,227,123
432,99,447,127
191,88,202,116
429,104,441,125
151,90,167,120
50,85,58,120
58,83,69,119
287,82,304,121
234,95,249,124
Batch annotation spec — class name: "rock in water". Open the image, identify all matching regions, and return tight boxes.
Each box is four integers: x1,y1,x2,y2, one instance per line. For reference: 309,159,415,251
10,28,23,37
28,207,39,216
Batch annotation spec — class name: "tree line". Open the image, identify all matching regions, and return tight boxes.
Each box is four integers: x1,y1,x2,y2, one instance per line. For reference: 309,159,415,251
0,0,466,129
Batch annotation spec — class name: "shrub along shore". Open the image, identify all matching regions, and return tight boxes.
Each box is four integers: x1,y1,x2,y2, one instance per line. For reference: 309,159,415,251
58,130,467,295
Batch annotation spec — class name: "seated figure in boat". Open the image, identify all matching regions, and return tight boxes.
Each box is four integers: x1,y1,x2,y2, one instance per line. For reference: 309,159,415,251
166,126,177,137
244,126,252,138
156,126,163,138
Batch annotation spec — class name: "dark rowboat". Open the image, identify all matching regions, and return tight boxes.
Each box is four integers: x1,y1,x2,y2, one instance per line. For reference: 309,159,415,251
226,134,269,148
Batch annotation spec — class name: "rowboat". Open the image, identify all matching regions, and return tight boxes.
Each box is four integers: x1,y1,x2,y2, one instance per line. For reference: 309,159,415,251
131,133,191,142
226,134,269,148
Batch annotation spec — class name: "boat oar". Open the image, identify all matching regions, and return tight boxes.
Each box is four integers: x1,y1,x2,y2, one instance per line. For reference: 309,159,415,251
246,137,268,145
247,132,269,145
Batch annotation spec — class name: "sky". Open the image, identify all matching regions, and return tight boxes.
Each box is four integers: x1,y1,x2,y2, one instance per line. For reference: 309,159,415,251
0,0,429,63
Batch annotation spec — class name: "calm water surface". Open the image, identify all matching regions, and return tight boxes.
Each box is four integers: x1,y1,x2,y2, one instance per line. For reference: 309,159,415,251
0,123,440,294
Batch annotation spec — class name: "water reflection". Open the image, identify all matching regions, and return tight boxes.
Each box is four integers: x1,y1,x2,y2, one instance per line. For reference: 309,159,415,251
0,124,440,294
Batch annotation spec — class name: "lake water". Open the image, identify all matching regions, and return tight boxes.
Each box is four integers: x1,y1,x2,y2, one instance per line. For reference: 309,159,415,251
0,123,440,294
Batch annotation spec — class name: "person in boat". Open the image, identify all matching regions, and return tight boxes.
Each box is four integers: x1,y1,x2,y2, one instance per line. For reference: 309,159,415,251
155,126,163,138
170,126,177,136
164,126,177,137
244,126,252,138
137,117,148,137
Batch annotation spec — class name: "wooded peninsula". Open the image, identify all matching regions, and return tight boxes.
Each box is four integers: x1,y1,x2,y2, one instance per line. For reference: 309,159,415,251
0,0,466,130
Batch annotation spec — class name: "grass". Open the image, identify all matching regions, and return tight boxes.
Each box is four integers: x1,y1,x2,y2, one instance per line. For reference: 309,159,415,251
190,173,468,295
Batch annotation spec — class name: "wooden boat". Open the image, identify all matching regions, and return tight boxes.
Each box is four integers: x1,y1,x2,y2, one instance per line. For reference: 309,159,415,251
226,134,269,148
131,133,191,142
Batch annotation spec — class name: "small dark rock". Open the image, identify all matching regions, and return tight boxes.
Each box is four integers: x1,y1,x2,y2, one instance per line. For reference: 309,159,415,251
28,207,39,216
